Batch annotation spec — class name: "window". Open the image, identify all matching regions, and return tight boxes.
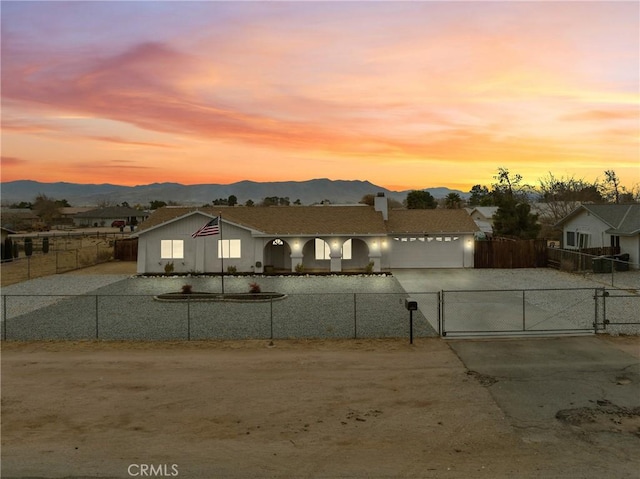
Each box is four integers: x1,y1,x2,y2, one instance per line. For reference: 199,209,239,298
315,238,330,260
342,239,352,260
218,239,241,259
566,231,576,247
161,240,184,259
577,233,590,249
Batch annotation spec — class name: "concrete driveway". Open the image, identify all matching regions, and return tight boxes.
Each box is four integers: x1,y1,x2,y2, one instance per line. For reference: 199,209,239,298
392,269,600,336
447,336,640,476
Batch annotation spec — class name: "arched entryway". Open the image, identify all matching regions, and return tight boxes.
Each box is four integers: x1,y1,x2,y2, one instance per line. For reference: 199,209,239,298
263,238,292,272
342,238,370,271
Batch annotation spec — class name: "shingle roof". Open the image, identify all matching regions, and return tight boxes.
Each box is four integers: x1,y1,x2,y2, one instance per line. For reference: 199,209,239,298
385,209,479,234
74,206,147,218
137,205,479,236
556,204,640,236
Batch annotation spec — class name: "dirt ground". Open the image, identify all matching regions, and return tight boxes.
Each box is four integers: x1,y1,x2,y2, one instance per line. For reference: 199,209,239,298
2,262,639,478
1,337,638,479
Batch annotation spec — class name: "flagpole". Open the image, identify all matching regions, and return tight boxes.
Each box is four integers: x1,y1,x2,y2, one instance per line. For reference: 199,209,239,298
219,211,224,295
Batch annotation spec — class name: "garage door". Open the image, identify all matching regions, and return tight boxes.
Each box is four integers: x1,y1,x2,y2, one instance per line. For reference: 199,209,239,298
389,236,464,268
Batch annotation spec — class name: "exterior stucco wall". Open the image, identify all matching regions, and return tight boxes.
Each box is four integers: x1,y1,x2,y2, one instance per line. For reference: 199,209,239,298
562,212,610,249
137,214,257,274
620,235,640,269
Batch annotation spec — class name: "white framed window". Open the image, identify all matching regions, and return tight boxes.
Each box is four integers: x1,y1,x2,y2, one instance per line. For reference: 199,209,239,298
342,239,352,260
577,233,590,249
161,240,184,259
218,239,241,258
566,231,576,247
315,238,331,260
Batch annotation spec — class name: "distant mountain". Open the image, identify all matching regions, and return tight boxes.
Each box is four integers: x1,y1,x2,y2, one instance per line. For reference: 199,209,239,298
0,179,469,206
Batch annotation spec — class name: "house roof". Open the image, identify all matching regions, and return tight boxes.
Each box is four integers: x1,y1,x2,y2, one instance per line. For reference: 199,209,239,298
74,206,148,219
468,206,498,220
555,204,640,236
386,209,478,234
136,205,479,236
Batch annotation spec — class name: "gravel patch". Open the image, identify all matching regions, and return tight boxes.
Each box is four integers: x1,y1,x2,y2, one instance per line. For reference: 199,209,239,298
1,274,435,341
2,270,637,340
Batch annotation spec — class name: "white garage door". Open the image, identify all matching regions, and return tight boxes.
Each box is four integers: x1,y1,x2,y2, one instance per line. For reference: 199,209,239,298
389,236,464,268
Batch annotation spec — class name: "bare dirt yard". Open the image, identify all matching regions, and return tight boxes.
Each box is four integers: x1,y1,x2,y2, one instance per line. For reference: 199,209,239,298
2,262,638,478
2,337,639,479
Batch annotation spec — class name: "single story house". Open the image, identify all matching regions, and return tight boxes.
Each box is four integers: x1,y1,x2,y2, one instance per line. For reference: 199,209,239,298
73,206,149,228
133,194,478,274
555,204,640,267
467,206,498,239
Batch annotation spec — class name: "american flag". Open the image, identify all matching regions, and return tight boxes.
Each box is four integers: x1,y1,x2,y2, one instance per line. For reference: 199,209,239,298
191,217,220,237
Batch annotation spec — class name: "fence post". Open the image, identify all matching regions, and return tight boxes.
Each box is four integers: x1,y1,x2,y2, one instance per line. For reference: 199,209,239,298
522,290,526,331
3,295,7,341
353,293,357,339
95,295,99,339
437,291,441,336
270,297,273,340
187,299,191,341
441,291,446,337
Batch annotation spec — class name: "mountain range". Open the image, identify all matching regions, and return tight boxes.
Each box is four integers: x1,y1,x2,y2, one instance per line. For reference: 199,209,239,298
1,179,469,207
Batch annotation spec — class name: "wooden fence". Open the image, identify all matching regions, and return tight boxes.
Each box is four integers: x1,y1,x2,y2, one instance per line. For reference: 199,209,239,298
474,239,548,268
114,238,138,261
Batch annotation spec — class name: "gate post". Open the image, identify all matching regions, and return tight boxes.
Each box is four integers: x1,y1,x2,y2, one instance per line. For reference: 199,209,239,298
441,291,446,337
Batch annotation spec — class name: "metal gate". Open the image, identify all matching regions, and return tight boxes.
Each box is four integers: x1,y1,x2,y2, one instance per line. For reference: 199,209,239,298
596,289,640,335
440,288,604,337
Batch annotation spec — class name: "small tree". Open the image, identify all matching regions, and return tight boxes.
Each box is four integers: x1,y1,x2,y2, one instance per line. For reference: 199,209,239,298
405,190,436,209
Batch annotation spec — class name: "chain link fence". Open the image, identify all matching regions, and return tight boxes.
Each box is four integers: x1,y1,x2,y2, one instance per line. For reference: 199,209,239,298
0,292,439,341
441,288,603,337
1,232,125,286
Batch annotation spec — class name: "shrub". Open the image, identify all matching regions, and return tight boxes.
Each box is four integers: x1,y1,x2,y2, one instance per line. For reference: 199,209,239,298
295,263,304,273
227,265,237,274
249,282,261,294
164,262,174,274
181,284,193,294
365,261,374,274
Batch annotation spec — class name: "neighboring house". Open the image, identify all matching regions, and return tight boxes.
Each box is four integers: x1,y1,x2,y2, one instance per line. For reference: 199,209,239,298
73,206,149,228
134,194,478,274
1,226,16,243
0,208,41,231
467,206,498,239
56,207,95,226
555,204,640,267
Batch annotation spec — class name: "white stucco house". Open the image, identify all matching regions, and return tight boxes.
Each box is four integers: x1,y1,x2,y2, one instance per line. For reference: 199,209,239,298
467,206,498,238
133,194,478,274
555,204,640,268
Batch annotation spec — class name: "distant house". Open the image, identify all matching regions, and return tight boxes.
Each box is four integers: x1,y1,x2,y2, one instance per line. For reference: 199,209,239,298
467,206,498,239
73,206,149,228
56,207,95,226
555,204,640,268
1,226,16,243
0,208,41,231
133,194,478,274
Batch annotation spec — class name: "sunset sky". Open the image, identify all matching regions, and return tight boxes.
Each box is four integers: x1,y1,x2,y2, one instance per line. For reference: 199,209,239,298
1,1,639,192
